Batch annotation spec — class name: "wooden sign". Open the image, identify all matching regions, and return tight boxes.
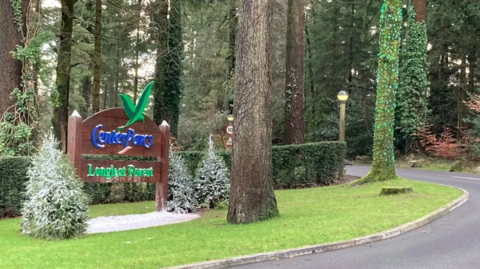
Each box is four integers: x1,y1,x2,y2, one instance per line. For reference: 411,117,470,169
66,82,170,211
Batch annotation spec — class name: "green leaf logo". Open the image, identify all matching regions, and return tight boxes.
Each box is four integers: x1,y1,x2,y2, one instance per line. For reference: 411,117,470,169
118,81,154,131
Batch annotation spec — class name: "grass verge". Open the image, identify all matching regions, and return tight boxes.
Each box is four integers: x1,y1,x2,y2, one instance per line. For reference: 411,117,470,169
0,177,462,269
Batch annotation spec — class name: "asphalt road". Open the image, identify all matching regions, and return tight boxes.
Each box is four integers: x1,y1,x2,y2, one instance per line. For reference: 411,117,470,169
233,167,480,269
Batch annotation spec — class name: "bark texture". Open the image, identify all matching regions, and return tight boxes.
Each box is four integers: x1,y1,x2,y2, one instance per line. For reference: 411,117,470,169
412,0,426,22
283,0,305,144
0,0,28,118
227,0,279,224
81,76,91,117
54,0,75,151
92,0,102,112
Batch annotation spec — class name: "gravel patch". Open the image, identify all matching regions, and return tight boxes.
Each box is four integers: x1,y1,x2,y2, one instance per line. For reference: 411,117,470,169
86,211,200,234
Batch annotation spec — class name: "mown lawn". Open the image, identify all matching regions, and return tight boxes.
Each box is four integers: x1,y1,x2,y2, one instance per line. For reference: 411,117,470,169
0,177,462,269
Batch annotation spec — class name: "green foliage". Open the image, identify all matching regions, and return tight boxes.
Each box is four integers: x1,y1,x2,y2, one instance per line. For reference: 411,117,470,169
1,21,53,157
0,177,462,268
304,0,380,157
426,0,480,136
272,142,346,188
0,88,36,156
361,0,402,183
21,134,89,240
167,149,198,213
178,142,346,189
193,137,230,209
396,5,429,152
10,0,23,30
164,0,183,136
0,157,31,218
84,182,156,204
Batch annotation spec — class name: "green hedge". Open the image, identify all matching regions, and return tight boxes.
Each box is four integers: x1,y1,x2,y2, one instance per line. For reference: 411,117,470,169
177,142,346,189
0,142,345,218
0,157,31,218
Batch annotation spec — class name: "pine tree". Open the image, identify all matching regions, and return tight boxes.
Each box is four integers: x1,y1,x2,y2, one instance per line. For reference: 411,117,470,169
21,134,89,240
167,149,198,213
194,136,230,209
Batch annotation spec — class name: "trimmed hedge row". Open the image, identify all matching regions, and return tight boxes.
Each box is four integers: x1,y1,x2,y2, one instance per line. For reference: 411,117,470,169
177,142,346,189
0,142,345,218
0,157,31,218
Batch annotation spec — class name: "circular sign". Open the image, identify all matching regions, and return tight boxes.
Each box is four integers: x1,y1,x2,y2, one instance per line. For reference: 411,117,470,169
226,126,233,134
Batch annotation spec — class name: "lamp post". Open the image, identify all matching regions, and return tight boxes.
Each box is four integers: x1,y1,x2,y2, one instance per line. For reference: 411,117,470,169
337,91,349,141
226,114,234,150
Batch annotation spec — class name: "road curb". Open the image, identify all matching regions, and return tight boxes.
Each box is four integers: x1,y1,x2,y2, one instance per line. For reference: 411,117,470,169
166,188,469,269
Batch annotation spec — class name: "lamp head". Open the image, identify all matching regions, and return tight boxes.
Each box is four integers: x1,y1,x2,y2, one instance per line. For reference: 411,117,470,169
227,114,234,122
337,91,349,102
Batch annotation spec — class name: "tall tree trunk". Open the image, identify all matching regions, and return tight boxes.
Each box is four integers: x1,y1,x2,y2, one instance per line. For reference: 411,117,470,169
227,0,279,224
103,79,109,109
305,23,314,117
224,0,237,112
468,50,477,94
283,0,305,144
0,0,28,118
358,0,402,183
152,0,169,126
458,54,467,140
133,0,142,104
54,0,76,151
81,76,92,117
412,0,426,22
92,0,102,113
305,0,315,122
114,44,120,107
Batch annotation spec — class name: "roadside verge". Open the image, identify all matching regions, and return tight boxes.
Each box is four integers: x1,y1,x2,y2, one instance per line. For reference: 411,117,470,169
167,187,469,269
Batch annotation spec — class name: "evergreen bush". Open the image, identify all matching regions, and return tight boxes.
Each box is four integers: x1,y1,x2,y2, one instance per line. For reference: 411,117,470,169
193,136,230,209
21,134,89,240
167,149,198,213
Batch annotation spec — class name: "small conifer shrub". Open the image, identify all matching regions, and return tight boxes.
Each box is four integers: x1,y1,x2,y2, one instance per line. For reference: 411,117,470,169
194,136,230,209
21,134,89,240
167,148,198,213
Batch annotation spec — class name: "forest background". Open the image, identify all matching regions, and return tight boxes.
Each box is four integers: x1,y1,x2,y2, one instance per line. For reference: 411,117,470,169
1,0,480,163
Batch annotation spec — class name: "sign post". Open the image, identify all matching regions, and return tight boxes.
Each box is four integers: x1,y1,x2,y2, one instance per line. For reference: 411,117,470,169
67,82,170,212
225,115,234,150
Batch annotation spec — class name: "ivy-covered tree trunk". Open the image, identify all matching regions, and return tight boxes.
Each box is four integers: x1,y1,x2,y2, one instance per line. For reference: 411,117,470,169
396,1,428,153
152,0,169,126
359,0,402,183
164,0,183,136
0,0,28,118
92,0,102,113
283,0,305,144
227,0,279,224
54,0,76,151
